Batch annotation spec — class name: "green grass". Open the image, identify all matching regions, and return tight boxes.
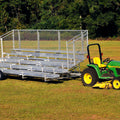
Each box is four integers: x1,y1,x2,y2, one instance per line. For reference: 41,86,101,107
0,40,120,120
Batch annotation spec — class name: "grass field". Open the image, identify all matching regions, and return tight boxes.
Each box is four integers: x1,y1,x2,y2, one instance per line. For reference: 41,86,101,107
0,40,120,120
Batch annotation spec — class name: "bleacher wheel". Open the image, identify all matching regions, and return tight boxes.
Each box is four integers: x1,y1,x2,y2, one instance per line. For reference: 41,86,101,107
0,70,5,80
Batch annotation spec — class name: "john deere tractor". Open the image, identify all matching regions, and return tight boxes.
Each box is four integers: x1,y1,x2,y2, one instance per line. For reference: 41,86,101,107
82,43,120,90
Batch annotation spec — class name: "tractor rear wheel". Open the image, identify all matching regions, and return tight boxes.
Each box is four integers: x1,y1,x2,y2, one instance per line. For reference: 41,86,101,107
81,68,98,86
112,79,120,90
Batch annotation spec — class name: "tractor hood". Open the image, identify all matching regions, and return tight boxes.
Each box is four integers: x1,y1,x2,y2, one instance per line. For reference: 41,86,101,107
107,60,120,68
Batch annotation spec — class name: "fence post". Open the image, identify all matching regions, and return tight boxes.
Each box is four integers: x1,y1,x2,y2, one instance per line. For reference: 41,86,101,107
81,31,84,52
66,41,69,70
18,30,21,49
1,38,3,58
58,30,61,51
73,40,76,65
37,30,40,49
86,30,88,46
12,30,15,49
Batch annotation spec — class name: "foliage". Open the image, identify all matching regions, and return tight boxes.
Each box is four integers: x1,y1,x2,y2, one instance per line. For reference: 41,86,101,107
0,0,120,38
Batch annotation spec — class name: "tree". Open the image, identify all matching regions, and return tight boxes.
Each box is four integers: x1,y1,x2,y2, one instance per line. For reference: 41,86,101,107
0,0,120,38
82,0,120,38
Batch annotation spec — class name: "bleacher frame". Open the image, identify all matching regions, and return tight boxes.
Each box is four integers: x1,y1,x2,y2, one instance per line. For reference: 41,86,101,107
0,29,88,81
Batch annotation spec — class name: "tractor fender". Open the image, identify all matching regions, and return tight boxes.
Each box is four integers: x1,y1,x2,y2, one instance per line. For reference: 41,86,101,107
87,64,101,78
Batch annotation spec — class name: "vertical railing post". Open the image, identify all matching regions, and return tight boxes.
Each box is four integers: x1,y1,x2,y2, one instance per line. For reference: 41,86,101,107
37,30,40,49
18,30,21,49
86,30,88,46
12,30,15,49
58,30,61,51
66,41,69,70
1,38,3,58
81,31,84,52
73,40,76,65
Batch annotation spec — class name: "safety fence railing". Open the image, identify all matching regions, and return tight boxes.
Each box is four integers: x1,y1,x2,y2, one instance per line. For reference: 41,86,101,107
0,30,13,58
66,30,88,70
0,29,88,71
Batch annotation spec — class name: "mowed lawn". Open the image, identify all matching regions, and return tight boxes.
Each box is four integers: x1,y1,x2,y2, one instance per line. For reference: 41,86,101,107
0,40,120,120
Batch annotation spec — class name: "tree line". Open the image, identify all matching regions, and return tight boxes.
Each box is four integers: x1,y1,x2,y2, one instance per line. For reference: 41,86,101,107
0,0,120,38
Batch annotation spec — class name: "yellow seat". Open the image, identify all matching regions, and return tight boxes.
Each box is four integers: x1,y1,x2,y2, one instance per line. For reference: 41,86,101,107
93,57,106,68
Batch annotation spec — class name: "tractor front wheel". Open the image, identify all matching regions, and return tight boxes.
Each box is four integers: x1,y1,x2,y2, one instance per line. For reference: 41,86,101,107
81,68,98,86
112,79,120,90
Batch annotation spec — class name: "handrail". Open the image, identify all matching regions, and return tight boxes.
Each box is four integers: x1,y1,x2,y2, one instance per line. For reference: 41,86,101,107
13,29,87,32
66,30,88,70
0,30,13,38
1,32,13,39
67,33,81,42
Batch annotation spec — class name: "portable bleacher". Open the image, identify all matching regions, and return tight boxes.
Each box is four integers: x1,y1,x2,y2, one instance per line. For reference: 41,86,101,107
0,29,88,81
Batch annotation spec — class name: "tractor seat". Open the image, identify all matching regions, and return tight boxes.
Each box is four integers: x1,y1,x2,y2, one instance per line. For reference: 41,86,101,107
93,57,106,68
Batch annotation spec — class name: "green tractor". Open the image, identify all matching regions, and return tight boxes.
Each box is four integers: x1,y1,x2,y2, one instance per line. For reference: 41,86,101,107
82,43,120,90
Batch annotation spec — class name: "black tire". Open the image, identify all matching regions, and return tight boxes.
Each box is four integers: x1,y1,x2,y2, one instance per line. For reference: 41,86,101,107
0,71,4,80
112,78,120,90
0,71,7,80
81,68,98,86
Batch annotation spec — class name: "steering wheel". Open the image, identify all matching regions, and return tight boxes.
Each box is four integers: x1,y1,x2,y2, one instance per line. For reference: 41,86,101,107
103,58,111,63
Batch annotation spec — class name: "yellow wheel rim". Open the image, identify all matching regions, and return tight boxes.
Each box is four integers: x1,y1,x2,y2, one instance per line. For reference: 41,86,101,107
84,73,92,84
113,80,120,89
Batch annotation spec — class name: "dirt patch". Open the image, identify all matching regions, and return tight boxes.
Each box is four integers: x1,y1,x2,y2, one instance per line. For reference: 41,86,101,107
80,114,110,120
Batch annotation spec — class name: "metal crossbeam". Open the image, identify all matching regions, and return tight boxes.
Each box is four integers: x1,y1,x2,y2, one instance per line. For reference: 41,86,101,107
1,69,60,79
0,63,68,74
13,48,85,54
5,52,84,60
0,58,72,68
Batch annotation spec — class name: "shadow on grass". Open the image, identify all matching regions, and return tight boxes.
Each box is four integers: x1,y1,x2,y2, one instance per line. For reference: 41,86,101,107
5,75,65,84
2,73,81,84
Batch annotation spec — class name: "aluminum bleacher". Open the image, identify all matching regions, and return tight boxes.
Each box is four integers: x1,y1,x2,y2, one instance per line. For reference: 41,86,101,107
0,29,88,81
